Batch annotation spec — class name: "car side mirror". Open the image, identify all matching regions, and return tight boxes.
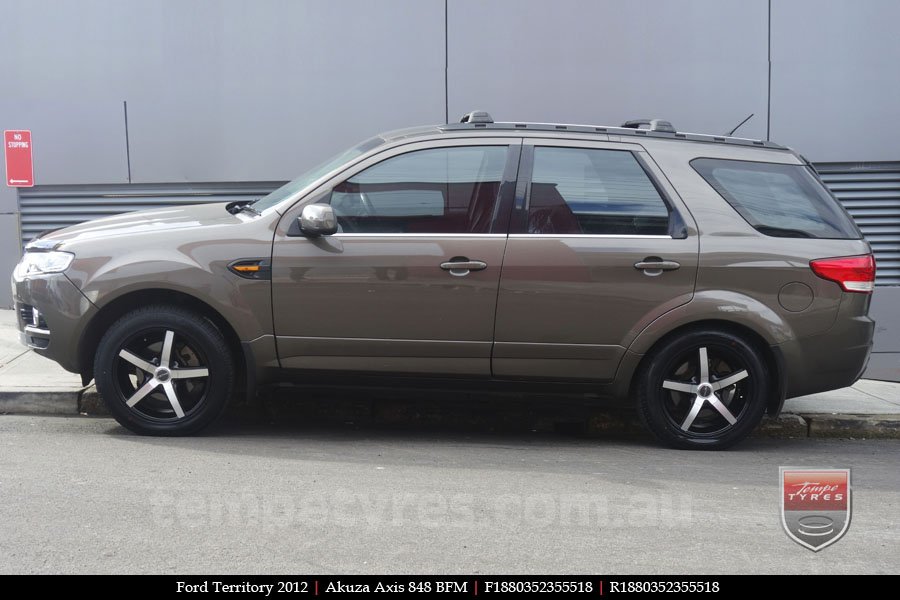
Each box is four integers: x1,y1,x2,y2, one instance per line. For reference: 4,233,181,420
299,204,337,237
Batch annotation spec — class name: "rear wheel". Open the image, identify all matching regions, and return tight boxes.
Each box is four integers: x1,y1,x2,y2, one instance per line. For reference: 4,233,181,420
636,329,769,450
94,305,234,435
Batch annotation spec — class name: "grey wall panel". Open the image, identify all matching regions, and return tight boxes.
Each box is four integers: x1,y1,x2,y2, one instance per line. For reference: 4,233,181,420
0,100,129,186
0,179,17,214
870,288,900,354
0,0,135,98
0,0,446,183
865,353,900,383
770,0,900,161
0,213,22,307
447,0,769,141
125,81,443,183
1,184,14,305
867,286,900,382
124,0,446,182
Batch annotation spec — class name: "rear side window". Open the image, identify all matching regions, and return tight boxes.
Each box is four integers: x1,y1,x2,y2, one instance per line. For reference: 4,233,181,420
691,158,860,239
527,147,670,235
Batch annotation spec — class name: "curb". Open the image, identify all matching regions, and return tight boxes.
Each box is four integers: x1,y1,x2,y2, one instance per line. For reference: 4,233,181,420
2,390,900,439
803,413,900,439
0,389,81,415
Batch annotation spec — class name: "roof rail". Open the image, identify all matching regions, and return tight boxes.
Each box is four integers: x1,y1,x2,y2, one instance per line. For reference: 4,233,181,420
439,113,783,149
621,119,676,133
459,110,493,124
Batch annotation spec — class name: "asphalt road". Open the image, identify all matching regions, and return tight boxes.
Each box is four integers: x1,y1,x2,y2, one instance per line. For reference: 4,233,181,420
0,415,898,574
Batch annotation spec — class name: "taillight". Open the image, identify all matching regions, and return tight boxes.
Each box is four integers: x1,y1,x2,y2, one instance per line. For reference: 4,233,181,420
810,254,876,293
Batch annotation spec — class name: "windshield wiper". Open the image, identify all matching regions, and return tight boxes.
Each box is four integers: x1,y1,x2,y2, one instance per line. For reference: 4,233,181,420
226,199,260,216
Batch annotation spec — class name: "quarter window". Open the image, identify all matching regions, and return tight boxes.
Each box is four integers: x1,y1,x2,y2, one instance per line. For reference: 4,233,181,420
527,147,670,235
329,146,508,234
691,158,861,239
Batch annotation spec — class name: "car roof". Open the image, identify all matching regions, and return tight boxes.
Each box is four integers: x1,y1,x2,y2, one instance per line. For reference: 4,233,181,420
379,118,788,151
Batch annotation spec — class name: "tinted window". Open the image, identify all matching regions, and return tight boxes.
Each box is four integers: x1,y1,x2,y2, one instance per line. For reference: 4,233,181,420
692,158,861,239
527,147,670,235
329,146,508,234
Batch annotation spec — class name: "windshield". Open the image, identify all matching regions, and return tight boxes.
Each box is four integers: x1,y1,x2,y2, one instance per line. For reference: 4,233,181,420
252,136,385,212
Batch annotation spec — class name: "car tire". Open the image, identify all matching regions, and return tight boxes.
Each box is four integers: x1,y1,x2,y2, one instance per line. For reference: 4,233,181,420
94,305,235,436
635,329,769,450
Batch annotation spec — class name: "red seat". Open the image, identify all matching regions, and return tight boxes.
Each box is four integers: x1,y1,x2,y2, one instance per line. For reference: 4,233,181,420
527,183,581,234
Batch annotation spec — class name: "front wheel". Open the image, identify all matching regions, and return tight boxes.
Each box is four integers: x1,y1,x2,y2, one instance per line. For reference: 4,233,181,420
635,329,769,450
94,305,235,435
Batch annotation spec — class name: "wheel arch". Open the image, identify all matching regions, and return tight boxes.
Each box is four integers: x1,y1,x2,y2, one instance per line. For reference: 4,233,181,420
77,288,246,391
627,319,786,417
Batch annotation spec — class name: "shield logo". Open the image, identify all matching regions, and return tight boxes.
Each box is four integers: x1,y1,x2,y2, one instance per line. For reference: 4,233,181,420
780,467,851,552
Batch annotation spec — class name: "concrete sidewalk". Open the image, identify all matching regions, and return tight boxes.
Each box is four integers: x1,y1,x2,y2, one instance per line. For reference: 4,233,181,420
1,308,898,438
0,309,94,414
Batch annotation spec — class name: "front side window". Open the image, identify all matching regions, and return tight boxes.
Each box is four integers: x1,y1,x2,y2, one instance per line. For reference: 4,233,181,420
329,146,508,234
527,147,670,235
691,158,861,239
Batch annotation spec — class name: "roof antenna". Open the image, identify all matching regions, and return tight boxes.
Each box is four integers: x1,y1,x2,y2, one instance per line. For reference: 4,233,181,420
726,113,754,136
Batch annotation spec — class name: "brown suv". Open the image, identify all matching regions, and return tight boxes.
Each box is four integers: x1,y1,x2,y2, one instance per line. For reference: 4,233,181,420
11,112,875,448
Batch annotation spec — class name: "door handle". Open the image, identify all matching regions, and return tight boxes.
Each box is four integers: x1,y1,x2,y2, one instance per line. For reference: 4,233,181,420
440,258,487,276
634,258,680,275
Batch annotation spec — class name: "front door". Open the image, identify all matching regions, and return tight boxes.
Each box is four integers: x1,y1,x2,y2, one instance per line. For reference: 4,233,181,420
493,139,699,380
272,139,520,376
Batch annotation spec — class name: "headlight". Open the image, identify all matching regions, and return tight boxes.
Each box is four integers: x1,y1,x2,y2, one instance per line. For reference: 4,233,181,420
13,251,75,279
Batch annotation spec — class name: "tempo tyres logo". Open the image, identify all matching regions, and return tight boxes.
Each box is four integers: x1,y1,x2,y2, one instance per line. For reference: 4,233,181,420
780,467,851,552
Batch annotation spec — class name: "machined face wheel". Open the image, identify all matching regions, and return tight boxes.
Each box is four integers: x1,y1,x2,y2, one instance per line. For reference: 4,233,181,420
95,305,235,436
113,328,211,421
636,329,768,450
659,344,753,437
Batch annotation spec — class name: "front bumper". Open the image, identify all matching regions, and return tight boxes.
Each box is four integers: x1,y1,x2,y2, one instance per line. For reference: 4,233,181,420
12,272,97,374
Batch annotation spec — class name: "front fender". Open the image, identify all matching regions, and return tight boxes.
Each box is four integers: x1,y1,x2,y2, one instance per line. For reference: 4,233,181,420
66,251,272,342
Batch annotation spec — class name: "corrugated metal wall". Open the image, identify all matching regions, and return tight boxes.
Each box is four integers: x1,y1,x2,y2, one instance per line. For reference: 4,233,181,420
16,163,900,288
816,163,900,285
17,182,284,245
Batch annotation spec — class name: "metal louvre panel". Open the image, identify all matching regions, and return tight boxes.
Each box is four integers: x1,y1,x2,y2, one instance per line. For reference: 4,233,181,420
815,163,900,286
17,182,284,246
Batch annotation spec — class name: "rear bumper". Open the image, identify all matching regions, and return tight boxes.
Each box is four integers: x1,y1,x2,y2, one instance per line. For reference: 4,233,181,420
778,312,875,401
11,273,97,374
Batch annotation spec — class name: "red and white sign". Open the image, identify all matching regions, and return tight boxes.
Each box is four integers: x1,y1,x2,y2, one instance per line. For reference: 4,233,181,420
4,130,34,187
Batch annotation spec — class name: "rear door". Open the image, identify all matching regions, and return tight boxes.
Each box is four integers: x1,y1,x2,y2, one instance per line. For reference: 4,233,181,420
492,139,699,380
